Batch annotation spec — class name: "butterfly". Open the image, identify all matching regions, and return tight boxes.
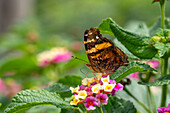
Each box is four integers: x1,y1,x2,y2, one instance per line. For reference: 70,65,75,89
84,27,129,74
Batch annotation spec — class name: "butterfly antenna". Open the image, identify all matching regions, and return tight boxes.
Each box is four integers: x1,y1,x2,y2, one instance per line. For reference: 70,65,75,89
72,56,88,63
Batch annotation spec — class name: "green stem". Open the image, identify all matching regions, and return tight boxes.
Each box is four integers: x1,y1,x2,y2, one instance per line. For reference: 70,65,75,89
124,87,153,113
159,0,168,107
161,85,168,106
160,57,168,107
144,72,156,113
160,0,165,29
97,106,103,113
147,86,156,113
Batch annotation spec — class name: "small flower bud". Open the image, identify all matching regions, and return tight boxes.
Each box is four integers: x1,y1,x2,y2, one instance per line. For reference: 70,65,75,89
160,37,167,43
151,36,161,43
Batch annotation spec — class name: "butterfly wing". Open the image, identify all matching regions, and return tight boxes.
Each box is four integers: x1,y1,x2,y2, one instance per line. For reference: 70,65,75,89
84,27,128,74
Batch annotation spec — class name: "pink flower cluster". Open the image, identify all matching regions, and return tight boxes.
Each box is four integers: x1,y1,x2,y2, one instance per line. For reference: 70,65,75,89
70,74,123,110
157,104,170,113
0,79,22,98
37,47,73,67
129,60,160,80
142,60,160,69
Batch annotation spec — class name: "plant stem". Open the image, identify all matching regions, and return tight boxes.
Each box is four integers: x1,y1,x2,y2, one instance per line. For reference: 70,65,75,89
124,87,153,113
97,106,103,113
159,0,168,107
144,72,156,113
147,86,156,113
160,0,165,29
160,57,168,107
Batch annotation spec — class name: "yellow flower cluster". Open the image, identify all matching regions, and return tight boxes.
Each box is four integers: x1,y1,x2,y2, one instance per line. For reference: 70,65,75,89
70,74,118,106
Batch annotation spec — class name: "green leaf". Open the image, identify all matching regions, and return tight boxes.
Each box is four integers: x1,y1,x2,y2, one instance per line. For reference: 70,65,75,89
138,74,170,86
154,41,170,57
44,83,71,98
110,62,156,82
26,105,61,113
5,89,78,113
149,17,170,36
0,34,24,54
104,96,137,113
98,18,157,59
97,18,115,36
0,57,37,76
45,83,70,92
58,75,82,87
125,21,149,36
61,109,82,113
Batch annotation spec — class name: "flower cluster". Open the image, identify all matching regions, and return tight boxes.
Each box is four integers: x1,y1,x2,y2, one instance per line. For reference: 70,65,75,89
0,79,22,98
70,74,123,110
157,104,170,113
151,33,170,46
129,60,160,80
140,60,160,69
37,47,73,67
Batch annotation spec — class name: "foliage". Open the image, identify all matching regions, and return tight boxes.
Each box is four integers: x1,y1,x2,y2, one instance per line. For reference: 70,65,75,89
0,0,170,113
138,74,170,86
5,89,78,113
57,75,82,87
104,96,137,113
110,62,156,82
98,18,158,59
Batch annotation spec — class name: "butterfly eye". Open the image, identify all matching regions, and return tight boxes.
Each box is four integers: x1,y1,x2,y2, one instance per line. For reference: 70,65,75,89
96,36,99,39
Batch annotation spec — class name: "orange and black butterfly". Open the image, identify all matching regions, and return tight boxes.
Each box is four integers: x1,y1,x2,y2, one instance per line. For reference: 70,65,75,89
84,27,129,74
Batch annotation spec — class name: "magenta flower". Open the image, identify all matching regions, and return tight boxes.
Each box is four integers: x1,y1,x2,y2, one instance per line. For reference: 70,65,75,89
86,90,93,96
157,104,170,113
129,72,139,80
37,47,72,67
146,60,160,69
52,48,72,63
96,93,108,106
129,60,160,80
84,96,98,110
0,79,22,97
109,80,116,84
79,85,85,90
70,75,124,110
111,90,115,96
84,87,93,96
53,52,72,63
140,60,160,69
114,83,124,91
91,81,97,85
0,79,7,96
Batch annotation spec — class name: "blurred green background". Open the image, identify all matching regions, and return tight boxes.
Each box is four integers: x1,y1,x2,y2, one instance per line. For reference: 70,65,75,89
0,0,169,112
